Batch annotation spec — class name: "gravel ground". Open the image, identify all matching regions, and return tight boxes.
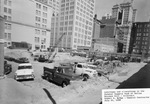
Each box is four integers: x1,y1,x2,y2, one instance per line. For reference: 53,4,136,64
1,49,146,104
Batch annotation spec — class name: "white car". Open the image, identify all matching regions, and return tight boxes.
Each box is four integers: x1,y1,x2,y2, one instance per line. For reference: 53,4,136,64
14,63,34,81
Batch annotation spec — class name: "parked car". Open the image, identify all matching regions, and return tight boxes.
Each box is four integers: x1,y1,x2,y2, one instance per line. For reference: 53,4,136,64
14,63,34,81
38,55,49,62
4,56,16,61
4,60,12,75
15,57,29,63
74,62,98,81
42,65,82,87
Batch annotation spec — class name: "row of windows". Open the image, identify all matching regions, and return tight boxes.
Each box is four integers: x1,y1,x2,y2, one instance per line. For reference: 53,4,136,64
35,29,47,35
74,38,91,45
136,37,148,41
61,10,74,15
4,7,12,14
35,16,47,24
137,24,150,28
60,15,74,20
75,21,92,30
4,32,11,40
4,0,11,6
76,2,94,15
61,6,74,11
61,1,74,7
75,27,92,35
35,37,46,44
5,23,11,30
137,29,149,32
60,26,73,31
36,3,48,11
4,15,11,21
60,21,73,26
76,15,93,25
36,10,47,18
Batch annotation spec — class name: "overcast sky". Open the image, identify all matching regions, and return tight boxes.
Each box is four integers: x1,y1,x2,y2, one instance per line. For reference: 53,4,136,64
95,0,150,22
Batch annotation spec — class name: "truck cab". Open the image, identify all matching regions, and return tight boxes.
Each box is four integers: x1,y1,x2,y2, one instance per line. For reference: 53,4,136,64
74,62,98,80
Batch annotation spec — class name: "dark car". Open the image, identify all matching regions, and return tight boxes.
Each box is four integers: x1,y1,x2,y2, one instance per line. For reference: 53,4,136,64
4,56,16,61
4,60,12,75
15,57,29,63
38,55,48,62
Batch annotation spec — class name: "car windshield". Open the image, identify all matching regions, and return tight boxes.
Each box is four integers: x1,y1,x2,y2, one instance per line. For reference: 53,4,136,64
64,68,74,74
18,65,32,70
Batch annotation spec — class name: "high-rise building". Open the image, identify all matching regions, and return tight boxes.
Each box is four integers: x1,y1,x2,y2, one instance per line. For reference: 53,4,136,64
112,1,137,53
48,0,60,15
130,22,150,57
0,0,53,50
50,0,95,50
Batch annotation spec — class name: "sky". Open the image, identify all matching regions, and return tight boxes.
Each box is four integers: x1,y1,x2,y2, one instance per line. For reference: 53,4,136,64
95,0,150,22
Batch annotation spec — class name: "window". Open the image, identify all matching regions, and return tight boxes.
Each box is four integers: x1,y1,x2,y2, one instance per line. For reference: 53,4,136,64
4,33,7,39
69,15,73,19
69,21,73,25
7,33,11,40
8,16,11,21
42,31,46,35
43,6,47,11
4,15,7,20
4,7,7,13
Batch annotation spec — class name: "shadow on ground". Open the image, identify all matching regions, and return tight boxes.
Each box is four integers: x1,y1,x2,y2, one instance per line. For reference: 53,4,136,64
99,63,150,104
116,63,150,89
43,88,57,104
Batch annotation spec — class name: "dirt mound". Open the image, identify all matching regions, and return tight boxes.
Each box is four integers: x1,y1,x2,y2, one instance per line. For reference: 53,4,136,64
108,63,146,83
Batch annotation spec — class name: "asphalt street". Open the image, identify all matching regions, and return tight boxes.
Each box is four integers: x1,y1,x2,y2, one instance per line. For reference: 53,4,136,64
117,63,150,88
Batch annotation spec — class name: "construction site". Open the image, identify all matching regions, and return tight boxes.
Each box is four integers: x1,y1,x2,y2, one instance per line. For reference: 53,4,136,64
0,44,146,104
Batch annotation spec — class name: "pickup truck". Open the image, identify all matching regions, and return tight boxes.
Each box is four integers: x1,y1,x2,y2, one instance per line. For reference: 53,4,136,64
14,63,35,81
42,65,81,87
74,62,98,81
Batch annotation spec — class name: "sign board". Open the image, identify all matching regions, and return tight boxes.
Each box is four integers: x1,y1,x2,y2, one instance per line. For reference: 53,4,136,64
102,89,150,104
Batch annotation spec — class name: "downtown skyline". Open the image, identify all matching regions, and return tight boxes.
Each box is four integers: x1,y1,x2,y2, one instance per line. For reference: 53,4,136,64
95,0,150,22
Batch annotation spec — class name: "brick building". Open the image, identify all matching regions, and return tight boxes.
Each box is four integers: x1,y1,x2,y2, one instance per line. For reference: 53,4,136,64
130,22,150,58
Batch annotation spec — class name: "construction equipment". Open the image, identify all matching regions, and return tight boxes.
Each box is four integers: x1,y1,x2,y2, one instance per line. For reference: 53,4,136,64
48,33,66,62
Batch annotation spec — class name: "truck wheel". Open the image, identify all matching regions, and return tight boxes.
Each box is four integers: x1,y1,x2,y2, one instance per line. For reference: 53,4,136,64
82,75,88,81
62,81,67,88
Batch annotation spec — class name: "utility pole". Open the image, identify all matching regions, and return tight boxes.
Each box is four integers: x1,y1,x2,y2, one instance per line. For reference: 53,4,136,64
0,16,4,77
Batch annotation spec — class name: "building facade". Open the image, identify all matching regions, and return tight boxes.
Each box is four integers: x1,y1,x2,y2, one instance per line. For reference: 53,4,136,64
100,16,116,38
92,14,101,40
50,0,95,50
131,22,150,57
0,0,53,50
112,1,137,53
48,0,60,15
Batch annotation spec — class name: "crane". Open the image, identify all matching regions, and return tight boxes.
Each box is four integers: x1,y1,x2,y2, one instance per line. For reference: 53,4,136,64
48,33,66,62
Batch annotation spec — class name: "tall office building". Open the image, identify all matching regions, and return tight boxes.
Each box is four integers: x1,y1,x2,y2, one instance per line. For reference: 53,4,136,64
50,0,95,50
0,0,53,50
112,1,137,53
48,0,60,15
